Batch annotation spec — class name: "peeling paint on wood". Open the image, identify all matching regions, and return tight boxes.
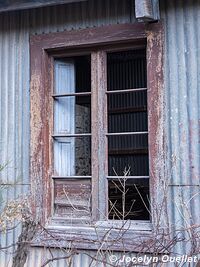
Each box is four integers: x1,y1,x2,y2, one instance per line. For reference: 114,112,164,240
146,23,167,231
53,179,91,221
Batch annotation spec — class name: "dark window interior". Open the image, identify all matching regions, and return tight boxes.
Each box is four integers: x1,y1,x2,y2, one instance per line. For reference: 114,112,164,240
108,179,149,220
107,49,150,220
75,56,91,93
107,50,147,91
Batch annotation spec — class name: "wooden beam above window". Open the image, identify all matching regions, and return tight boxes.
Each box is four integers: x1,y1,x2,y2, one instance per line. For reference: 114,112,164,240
135,0,160,21
0,0,87,13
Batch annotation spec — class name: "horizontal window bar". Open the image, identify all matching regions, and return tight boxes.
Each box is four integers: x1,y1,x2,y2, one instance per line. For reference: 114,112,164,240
107,176,149,179
52,176,92,179
52,133,92,138
108,107,147,114
106,88,147,94
106,131,148,136
109,148,148,155
52,92,91,98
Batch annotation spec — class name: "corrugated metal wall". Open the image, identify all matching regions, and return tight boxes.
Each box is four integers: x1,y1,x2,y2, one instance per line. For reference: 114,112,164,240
0,10,30,267
161,0,200,256
0,0,199,266
0,1,134,266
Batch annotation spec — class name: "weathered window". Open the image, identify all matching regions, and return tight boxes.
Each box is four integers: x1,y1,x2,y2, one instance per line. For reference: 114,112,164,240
53,56,92,222
30,23,164,249
51,49,150,223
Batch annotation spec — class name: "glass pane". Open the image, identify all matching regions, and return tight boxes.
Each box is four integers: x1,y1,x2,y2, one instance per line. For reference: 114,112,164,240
107,49,146,91
108,135,149,176
54,55,91,94
54,137,91,176
108,179,150,220
54,96,91,134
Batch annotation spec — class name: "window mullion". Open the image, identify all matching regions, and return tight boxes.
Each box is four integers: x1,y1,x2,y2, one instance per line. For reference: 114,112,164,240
91,51,107,221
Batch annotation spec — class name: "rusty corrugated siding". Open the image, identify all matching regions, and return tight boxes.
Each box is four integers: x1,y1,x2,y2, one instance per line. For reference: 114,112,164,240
24,248,141,267
29,0,134,34
0,11,30,266
0,0,199,266
0,1,134,266
160,0,200,256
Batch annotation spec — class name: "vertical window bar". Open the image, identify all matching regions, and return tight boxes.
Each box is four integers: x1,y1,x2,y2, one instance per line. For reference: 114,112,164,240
91,51,107,221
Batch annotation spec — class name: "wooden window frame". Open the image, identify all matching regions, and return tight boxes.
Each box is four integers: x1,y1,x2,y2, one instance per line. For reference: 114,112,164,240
30,23,165,251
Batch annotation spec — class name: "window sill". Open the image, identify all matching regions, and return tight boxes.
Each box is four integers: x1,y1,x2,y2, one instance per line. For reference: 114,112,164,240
31,220,155,252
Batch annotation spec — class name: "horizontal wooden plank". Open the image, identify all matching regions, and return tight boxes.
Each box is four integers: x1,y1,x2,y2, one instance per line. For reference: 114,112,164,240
50,217,91,225
53,179,91,221
30,223,170,253
0,0,87,13
54,199,89,206
30,23,147,51
52,176,92,179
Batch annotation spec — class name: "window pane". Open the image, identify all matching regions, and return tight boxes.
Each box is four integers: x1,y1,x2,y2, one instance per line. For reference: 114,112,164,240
54,137,91,176
108,179,149,220
108,112,147,133
54,96,91,134
108,135,149,176
108,154,149,176
108,90,147,110
108,90,147,132
75,56,91,93
54,55,91,94
108,134,148,151
107,49,146,91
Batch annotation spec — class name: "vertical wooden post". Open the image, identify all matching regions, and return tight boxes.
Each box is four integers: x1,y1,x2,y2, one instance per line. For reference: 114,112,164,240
91,51,107,221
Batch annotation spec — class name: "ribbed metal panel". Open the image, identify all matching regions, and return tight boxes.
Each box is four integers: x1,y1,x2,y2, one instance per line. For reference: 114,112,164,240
29,0,133,34
24,248,139,267
161,0,200,186
0,1,133,266
0,11,30,267
0,0,199,266
160,0,200,257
